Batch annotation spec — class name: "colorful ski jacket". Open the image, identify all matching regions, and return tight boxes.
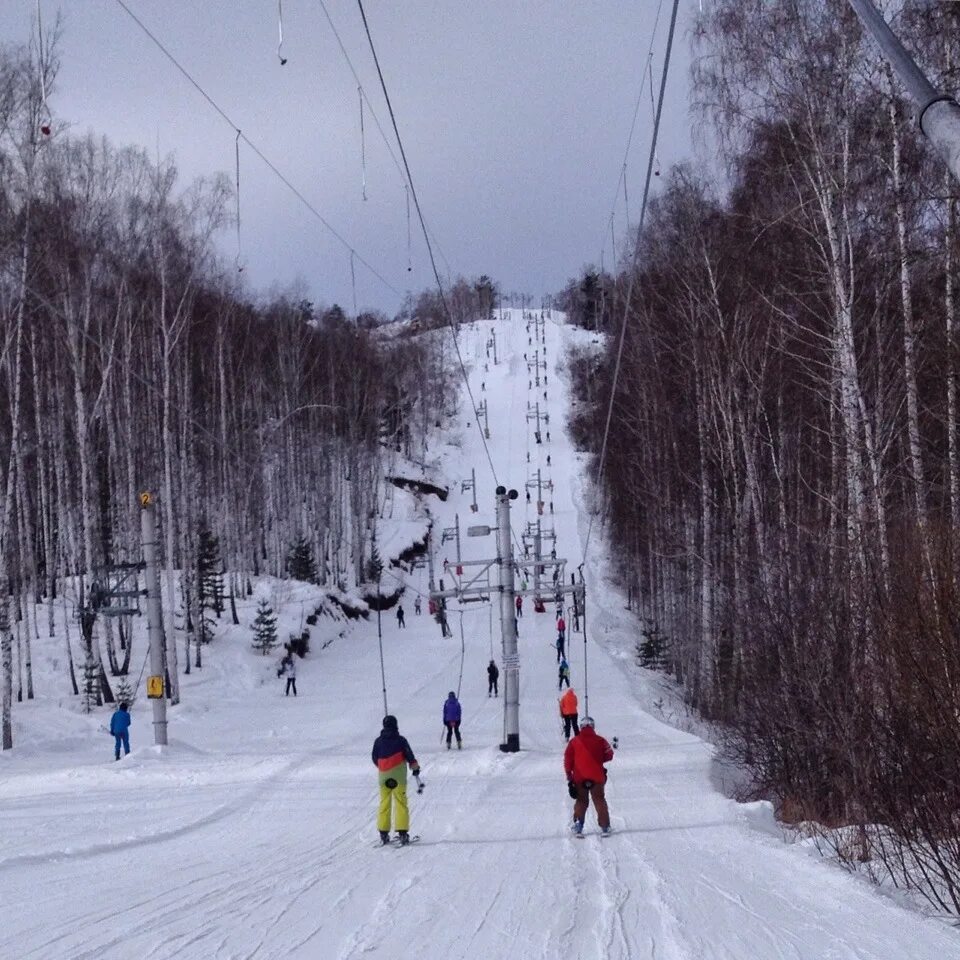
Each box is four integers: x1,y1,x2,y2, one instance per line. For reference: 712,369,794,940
564,727,614,785
109,708,131,736
559,688,577,716
443,695,462,724
372,725,418,787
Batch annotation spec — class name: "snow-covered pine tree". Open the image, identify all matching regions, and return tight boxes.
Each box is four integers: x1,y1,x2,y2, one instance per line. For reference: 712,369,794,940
366,541,383,584
114,673,135,706
286,536,318,583
252,599,278,655
196,523,224,643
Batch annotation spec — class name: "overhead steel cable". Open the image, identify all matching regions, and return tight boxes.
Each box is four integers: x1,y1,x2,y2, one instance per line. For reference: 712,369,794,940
596,0,666,266
581,0,681,569
113,0,402,299
354,0,501,488
316,0,453,278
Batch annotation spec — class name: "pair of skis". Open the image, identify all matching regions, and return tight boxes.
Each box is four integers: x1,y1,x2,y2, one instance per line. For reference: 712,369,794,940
377,834,421,847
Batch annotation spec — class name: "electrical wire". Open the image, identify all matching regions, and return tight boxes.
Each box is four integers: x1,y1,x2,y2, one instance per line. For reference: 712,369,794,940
113,0,402,299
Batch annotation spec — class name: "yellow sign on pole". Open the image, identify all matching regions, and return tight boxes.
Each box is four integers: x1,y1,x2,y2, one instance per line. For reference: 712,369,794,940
146,675,164,699
139,491,153,507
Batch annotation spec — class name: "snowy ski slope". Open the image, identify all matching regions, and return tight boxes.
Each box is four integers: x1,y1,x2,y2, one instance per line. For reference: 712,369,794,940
1,309,958,959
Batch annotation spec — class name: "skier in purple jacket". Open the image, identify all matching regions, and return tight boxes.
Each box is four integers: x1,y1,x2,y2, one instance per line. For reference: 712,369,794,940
443,692,462,750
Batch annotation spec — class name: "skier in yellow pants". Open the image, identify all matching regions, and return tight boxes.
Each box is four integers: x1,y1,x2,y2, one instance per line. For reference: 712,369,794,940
371,715,420,845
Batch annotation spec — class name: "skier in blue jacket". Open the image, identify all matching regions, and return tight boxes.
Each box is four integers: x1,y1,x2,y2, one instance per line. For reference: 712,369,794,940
109,702,131,760
443,691,462,750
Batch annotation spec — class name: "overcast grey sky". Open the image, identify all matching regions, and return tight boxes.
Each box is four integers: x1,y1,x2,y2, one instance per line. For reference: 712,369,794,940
1,1,698,314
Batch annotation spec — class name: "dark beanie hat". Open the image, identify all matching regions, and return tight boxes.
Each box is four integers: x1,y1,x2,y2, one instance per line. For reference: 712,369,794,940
382,715,398,731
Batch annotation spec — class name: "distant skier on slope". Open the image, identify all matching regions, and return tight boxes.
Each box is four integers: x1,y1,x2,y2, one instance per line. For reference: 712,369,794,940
559,685,578,739
396,604,406,629
515,594,523,618
443,692,463,749
414,596,421,615
558,656,571,691
280,654,297,696
487,660,499,697
109,701,131,760
371,715,421,845
564,716,615,836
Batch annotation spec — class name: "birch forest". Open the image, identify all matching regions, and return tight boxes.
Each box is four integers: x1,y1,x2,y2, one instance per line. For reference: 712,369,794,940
0,40,467,747
566,1,960,911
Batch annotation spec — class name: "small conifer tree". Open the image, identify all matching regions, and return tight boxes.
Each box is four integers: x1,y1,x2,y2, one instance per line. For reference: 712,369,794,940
286,537,318,583
366,542,383,583
252,599,278,655
197,522,224,642
114,674,135,707
638,626,669,670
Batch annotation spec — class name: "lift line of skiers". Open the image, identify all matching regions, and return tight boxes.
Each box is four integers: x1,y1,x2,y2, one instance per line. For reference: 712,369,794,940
372,603,616,844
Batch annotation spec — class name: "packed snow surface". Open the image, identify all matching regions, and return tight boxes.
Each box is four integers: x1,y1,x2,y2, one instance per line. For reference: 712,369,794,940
1,310,958,959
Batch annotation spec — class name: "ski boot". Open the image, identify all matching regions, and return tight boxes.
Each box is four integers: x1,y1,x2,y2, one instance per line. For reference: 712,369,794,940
572,819,584,836
601,826,612,837
457,740,462,750
379,831,391,846
398,831,410,846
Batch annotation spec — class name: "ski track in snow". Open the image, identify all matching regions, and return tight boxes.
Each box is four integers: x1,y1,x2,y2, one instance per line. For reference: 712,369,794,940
2,310,960,959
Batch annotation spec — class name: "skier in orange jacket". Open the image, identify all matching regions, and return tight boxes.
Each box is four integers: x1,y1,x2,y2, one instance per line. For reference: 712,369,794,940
559,687,579,740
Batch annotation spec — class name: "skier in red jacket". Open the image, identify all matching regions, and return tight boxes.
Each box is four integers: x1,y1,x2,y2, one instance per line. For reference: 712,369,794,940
563,716,615,835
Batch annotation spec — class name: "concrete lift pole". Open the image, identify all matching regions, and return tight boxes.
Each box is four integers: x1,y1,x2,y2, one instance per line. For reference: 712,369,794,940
495,486,521,752
139,492,168,746
846,0,960,182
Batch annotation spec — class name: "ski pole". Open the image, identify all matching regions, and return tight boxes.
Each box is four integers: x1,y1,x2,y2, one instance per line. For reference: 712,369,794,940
414,772,425,794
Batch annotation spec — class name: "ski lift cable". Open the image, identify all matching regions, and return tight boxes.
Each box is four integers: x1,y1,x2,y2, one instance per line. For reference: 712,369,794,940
648,59,663,176
456,611,465,699
581,0,681,574
277,0,288,65
359,85,368,201
316,0,452,276
35,0,52,130
234,130,243,271
354,0,501,487
113,0,402,299
595,0,665,263
405,184,412,272
375,566,389,714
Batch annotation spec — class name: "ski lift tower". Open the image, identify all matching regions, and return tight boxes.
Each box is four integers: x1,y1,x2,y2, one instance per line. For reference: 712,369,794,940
429,487,584,753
